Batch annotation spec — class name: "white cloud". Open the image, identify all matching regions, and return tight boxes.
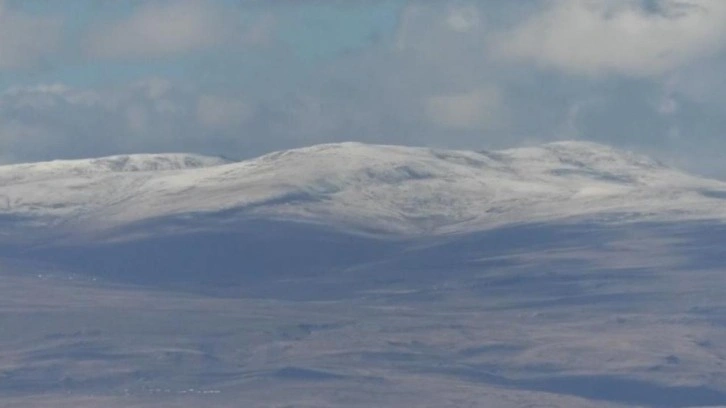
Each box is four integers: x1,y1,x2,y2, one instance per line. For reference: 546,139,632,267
425,88,503,130
0,0,63,69
3,83,101,109
86,0,263,59
496,0,726,77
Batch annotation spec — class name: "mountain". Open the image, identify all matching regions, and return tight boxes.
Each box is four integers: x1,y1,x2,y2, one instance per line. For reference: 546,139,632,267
2,141,726,242
4,142,726,407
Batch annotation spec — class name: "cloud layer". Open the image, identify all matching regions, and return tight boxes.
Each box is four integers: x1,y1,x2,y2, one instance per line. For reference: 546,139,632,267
0,0,725,177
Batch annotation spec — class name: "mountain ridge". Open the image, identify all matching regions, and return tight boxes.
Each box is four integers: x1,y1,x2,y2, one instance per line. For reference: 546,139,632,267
2,141,726,240
0,153,232,182
0,140,659,171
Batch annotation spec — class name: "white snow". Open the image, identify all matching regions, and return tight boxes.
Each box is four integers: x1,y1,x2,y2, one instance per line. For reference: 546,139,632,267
2,141,726,235
0,153,231,184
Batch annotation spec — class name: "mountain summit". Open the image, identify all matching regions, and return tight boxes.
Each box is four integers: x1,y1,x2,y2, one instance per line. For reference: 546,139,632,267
1,141,725,240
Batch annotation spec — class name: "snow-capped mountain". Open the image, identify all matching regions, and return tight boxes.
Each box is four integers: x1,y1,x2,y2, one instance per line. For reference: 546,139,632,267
2,141,726,239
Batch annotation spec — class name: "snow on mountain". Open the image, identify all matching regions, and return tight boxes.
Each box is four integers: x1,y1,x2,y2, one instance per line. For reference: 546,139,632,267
0,153,231,185
2,141,726,237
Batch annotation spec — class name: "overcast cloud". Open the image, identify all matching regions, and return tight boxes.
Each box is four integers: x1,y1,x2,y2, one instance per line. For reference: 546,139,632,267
0,0,725,177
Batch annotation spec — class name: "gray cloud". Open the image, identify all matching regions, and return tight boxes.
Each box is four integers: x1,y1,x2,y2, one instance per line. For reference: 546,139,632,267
85,0,273,59
0,0,63,70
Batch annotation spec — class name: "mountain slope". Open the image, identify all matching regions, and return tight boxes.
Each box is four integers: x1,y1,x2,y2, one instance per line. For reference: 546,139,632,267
4,143,726,408
1,141,726,239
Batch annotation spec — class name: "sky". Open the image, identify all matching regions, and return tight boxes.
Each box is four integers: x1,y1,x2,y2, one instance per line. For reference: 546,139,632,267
0,0,725,177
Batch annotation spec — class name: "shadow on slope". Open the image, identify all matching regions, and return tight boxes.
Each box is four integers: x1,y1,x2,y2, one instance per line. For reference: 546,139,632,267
3,218,404,290
4,214,726,301
360,219,726,277
449,366,726,408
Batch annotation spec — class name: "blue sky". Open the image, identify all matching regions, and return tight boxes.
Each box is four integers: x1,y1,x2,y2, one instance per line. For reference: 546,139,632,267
1,0,726,178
